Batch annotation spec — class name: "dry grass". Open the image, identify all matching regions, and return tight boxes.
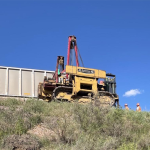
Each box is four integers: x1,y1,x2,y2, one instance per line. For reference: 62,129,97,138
0,98,150,150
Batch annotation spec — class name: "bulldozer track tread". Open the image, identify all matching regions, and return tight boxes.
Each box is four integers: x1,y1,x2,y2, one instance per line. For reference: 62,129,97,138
52,86,115,107
97,91,115,107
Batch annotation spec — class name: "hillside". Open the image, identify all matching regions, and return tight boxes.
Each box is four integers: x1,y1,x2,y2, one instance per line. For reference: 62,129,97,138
0,98,150,150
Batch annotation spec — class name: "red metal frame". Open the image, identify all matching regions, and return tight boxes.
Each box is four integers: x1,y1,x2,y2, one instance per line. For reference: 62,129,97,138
67,36,79,67
54,36,80,81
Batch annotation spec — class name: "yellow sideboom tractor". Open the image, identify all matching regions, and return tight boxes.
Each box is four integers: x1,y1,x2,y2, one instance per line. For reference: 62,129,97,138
38,36,119,107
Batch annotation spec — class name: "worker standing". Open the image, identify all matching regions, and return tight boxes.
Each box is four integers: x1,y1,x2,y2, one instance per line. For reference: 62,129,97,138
124,104,129,110
136,103,141,112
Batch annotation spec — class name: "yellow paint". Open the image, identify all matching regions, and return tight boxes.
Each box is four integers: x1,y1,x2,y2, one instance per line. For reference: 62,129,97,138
72,76,97,95
24,93,30,96
38,63,117,106
66,65,106,78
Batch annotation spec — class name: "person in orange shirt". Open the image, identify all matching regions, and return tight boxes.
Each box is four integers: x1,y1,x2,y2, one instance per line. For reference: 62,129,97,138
136,103,141,112
124,104,129,110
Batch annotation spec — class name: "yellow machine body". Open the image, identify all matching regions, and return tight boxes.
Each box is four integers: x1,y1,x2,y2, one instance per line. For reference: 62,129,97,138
66,65,106,95
38,64,118,107
66,65,106,78
38,35,119,107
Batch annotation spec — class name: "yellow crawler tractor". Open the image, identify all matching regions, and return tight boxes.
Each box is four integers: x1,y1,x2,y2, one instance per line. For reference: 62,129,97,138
38,36,119,107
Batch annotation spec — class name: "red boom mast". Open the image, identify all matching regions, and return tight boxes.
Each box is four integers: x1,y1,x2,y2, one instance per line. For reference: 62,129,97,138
67,35,79,67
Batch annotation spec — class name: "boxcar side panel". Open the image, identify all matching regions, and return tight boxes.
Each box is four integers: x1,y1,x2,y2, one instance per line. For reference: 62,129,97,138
34,71,45,97
8,69,19,96
0,66,54,98
22,70,32,97
0,68,6,95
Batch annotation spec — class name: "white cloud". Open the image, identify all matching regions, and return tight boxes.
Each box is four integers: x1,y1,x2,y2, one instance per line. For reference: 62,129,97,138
123,89,144,97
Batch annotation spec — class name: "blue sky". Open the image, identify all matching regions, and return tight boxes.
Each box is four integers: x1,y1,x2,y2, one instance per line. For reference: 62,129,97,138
0,1,150,110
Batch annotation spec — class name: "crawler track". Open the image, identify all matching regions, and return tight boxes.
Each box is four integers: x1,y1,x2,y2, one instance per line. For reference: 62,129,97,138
53,86,116,107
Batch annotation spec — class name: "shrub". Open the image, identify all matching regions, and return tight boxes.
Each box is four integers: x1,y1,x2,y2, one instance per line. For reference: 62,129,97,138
1,98,150,150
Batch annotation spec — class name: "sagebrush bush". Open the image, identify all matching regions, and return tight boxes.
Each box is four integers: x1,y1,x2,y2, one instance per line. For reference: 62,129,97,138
0,98,24,107
1,98,150,150
0,99,43,142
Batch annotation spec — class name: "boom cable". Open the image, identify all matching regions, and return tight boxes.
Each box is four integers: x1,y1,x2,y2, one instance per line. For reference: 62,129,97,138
77,45,84,67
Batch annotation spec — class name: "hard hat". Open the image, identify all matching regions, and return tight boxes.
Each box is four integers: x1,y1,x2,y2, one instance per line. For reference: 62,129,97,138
100,81,104,84
124,104,128,106
136,103,140,106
